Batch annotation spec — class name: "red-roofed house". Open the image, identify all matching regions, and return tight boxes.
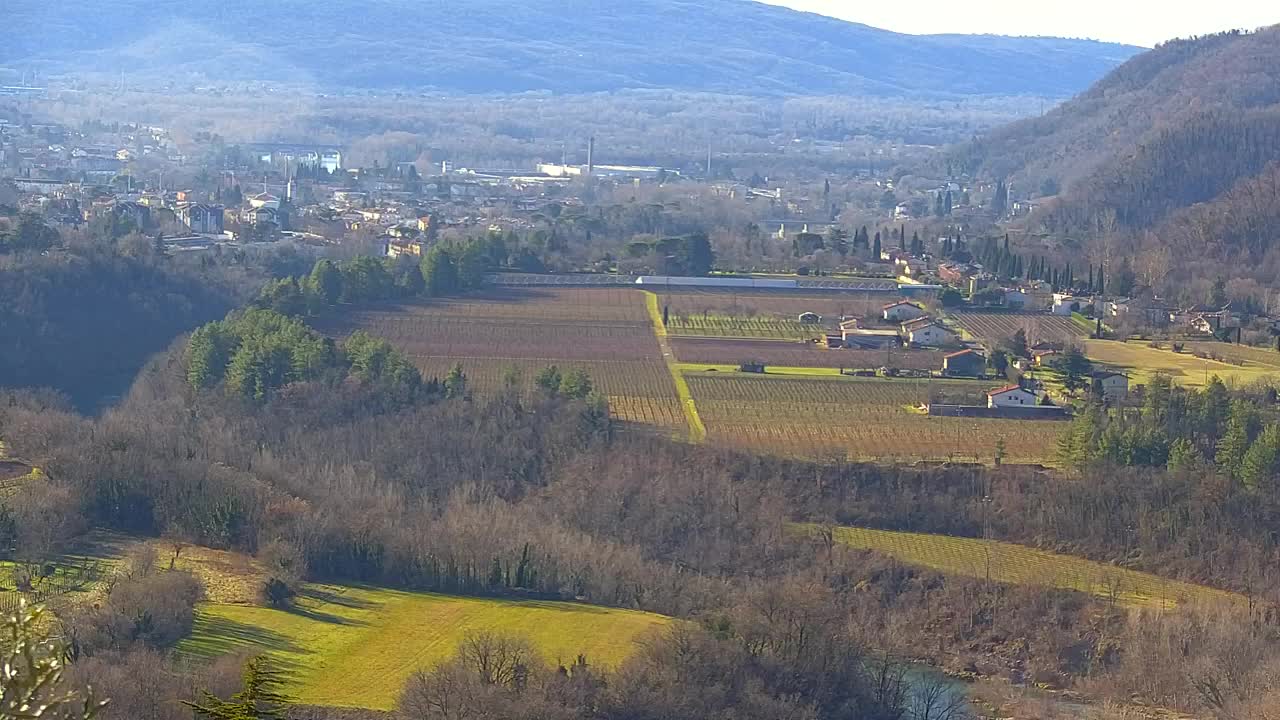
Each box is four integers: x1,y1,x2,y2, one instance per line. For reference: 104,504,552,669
987,385,1038,408
882,300,928,322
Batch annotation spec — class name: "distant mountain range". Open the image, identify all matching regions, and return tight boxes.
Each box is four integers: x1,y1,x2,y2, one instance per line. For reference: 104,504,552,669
1,0,1139,98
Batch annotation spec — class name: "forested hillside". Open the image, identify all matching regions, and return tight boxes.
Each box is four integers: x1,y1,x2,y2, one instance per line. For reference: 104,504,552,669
959,28,1280,189
1,0,1138,98
0,231,257,410
957,27,1280,285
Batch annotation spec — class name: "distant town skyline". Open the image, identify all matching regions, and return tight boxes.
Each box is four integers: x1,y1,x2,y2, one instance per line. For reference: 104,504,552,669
759,0,1277,47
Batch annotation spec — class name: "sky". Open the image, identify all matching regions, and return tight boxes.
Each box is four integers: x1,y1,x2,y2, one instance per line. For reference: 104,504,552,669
758,0,1278,47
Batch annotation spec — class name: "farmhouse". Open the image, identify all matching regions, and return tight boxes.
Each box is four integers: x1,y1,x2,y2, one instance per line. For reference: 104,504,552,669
1090,371,1129,401
942,349,986,378
882,300,927,322
987,385,1038,408
842,327,901,349
905,322,958,348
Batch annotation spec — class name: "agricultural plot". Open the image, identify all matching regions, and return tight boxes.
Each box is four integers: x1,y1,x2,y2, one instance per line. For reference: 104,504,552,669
664,314,823,340
951,312,1086,345
670,337,944,371
685,374,1060,463
811,525,1244,610
181,585,670,710
1085,340,1280,389
654,289,887,323
312,288,687,436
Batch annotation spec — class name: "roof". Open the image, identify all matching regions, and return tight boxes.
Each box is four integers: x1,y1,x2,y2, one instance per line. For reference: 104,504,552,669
908,321,949,333
882,300,920,310
944,349,983,359
1090,370,1127,380
987,385,1032,397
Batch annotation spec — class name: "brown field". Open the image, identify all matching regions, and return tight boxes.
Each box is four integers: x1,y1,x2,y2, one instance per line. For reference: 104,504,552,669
312,288,687,436
685,374,1061,463
950,312,1086,345
653,289,889,323
670,337,944,370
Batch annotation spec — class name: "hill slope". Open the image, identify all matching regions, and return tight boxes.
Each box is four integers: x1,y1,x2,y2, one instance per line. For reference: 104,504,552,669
959,28,1280,249
181,586,670,710
1,0,1139,98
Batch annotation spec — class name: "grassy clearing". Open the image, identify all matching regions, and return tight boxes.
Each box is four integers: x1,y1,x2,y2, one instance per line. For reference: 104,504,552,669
1085,340,1280,389
808,525,1243,610
181,585,669,710
664,313,823,340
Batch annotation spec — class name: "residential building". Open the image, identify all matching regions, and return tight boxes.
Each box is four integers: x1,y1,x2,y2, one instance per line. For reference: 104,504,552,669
1090,371,1129,401
942,349,987,378
987,385,1038,408
882,300,927,322
905,322,958,347
176,203,225,234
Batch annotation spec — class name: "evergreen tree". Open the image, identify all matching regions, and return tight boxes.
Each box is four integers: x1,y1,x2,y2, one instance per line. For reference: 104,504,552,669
1096,264,1105,294
444,362,468,399
872,232,881,259
1167,437,1201,472
993,180,1009,216
1216,401,1259,474
308,259,342,306
1239,423,1280,492
420,246,459,296
186,656,290,720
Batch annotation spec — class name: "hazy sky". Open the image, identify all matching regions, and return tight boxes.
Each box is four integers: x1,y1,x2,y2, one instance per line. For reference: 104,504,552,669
759,1,1277,47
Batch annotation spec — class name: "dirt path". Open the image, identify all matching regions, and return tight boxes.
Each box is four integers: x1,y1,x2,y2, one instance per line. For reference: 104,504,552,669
643,291,706,443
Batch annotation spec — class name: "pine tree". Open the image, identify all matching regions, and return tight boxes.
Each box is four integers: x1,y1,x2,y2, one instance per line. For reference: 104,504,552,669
186,656,290,720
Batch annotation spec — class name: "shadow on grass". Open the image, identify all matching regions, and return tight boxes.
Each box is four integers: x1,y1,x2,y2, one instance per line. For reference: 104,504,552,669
299,586,378,610
284,603,370,627
183,614,307,659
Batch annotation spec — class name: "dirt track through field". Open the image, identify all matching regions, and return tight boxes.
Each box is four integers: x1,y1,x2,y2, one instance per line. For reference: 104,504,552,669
644,291,706,443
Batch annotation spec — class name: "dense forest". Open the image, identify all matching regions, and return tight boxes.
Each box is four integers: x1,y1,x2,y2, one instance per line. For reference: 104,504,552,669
0,224,257,410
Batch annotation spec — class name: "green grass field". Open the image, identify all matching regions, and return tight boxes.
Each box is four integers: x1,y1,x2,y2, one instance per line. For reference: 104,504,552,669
665,314,823,340
810,525,1243,610
1085,340,1280,389
180,585,670,710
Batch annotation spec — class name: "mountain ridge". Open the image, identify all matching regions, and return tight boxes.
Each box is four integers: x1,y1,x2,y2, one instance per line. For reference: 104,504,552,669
1,0,1140,98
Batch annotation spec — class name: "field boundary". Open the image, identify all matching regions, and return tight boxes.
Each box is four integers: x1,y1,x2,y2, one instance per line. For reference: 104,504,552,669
644,291,706,443
799,524,1245,610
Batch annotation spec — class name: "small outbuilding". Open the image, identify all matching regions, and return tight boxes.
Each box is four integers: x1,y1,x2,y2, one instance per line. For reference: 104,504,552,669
987,385,1038,408
942,349,987,378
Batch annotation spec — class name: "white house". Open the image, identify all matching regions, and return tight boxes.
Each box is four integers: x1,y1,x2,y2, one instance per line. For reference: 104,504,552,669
988,385,1038,408
1052,294,1087,316
1091,371,1129,401
905,322,958,347
882,301,928,322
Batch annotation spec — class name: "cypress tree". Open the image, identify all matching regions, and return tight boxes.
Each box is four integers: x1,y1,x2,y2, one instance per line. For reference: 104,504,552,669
873,231,881,259
1088,265,1095,291
1097,264,1105,294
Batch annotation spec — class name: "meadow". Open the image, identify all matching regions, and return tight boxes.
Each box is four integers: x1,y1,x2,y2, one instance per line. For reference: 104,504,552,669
814,525,1245,610
180,586,670,710
1084,339,1280,388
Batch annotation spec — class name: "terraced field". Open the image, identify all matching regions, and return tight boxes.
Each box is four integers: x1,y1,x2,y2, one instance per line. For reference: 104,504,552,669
686,374,1062,463
812,525,1244,610
181,586,669,710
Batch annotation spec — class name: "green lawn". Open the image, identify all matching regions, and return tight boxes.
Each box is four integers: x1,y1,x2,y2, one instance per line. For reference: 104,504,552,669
180,585,670,710
1085,339,1280,389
